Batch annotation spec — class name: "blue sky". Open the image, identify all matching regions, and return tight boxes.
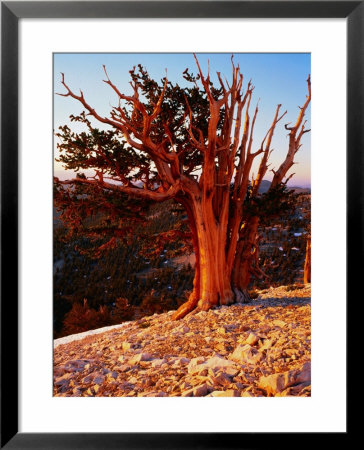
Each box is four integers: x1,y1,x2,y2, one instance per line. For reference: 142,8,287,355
54,53,311,187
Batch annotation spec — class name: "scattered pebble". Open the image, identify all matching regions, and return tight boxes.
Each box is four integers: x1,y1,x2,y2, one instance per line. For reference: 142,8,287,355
54,285,311,397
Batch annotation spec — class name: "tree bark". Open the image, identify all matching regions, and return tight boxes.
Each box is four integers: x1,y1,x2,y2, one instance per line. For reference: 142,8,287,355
303,235,311,284
172,195,235,319
232,216,260,302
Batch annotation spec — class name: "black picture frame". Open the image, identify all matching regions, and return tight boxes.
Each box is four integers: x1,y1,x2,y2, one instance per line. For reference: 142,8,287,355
1,1,358,448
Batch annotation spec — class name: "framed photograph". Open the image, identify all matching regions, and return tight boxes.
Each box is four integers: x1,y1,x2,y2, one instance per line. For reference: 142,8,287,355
1,1,358,448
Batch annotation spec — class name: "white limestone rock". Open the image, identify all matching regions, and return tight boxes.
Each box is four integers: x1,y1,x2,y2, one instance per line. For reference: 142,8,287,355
258,362,311,396
230,344,264,365
245,332,260,346
188,356,237,376
129,352,154,365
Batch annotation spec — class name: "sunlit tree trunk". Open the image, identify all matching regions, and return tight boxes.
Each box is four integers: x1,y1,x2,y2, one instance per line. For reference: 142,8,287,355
173,195,235,319
303,235,311,283
232,216,260,302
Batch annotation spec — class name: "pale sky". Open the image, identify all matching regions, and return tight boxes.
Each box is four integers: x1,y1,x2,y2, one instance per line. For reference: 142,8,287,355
54,53,311,187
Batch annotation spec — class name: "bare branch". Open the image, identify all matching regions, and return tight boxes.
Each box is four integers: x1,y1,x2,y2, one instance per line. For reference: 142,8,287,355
251,104,287,196
271,75,311,188
56,176,182,202
183,94,206,151
282,172,296,185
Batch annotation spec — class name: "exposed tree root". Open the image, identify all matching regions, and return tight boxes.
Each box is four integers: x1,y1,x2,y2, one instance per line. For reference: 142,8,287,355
173,287,252,320
233,287,251,304
172,293,199,320
240,288,251,303
219,289,235,306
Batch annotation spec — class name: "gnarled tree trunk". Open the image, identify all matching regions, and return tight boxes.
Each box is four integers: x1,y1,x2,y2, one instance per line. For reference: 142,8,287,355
173,195,235,319
232,216,260,302
303,235,311,283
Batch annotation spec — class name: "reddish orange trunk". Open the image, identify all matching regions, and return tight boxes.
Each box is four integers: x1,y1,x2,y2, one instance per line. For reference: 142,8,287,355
303,235,311,283
193,199,234,307
232,216,260,300
173,197,235,319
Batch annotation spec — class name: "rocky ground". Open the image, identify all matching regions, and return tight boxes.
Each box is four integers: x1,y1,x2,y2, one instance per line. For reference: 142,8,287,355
54,284,311,397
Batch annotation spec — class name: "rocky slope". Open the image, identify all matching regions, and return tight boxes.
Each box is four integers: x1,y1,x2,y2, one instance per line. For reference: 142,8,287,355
54,284,311,397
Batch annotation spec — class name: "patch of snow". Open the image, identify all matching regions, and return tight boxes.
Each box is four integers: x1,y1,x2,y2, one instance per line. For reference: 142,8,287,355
294,233,302,237
279,247,283,251
54,321,132,348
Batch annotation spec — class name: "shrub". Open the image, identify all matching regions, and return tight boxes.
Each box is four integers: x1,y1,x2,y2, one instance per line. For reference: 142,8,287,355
110,297,135,323
61,299,111,336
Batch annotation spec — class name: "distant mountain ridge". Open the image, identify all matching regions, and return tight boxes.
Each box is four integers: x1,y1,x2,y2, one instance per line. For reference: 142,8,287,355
258,180,310,194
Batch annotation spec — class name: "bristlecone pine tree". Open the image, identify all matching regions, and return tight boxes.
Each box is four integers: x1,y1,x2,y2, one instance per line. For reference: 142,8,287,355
55,55,311,319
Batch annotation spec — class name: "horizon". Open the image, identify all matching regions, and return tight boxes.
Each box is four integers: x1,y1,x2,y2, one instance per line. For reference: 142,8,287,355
53,169,311,190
